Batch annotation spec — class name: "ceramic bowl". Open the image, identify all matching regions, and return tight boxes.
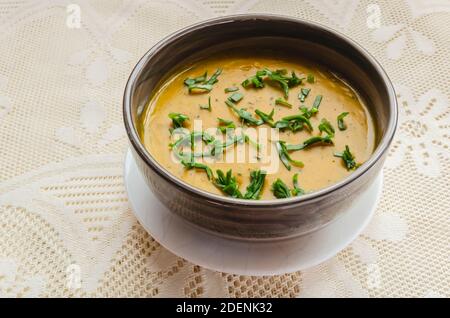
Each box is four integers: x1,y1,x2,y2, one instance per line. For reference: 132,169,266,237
123,14,397,240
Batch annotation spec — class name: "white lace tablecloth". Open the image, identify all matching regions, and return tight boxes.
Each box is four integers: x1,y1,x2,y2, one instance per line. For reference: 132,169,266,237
0,0,448,298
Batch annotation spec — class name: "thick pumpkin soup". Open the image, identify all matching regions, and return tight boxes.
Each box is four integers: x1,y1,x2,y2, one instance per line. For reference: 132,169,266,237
139,52,375,200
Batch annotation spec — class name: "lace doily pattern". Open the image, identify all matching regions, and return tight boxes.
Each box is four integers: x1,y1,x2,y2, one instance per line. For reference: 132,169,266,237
0,0,448,297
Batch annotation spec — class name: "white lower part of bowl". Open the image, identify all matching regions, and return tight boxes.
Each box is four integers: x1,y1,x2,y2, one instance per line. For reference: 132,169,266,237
124,149,382,276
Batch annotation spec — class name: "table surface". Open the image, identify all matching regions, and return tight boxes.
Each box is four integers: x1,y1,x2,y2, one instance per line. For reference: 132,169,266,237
0,0,448,297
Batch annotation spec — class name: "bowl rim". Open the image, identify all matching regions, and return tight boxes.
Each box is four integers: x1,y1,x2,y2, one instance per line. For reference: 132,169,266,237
123,13,397,207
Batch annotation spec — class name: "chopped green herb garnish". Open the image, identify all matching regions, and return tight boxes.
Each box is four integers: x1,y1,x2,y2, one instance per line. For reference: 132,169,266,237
226,100,263,126
169,131,214,149
307,73,315,83
178,154,271,200
334,145,357,170
200,96,212,111
275,98,292,108
196,131,259,159
241,69,267,89
273,120,290,130
229,92,244,103
255,109,275,127
207,133,256,156
318,118,335,137
284,135,333,151
300,106,318,119
265,69,302,98
180,159,213,180
214,169,242,198
224,86,239,93
188,83,213,93
184,72,207,86
253,111,312,132
298,88,311,102
271,178,291,199
242,133,261,151
312,95,323,108
281,114,313,131
190,129,195,161
242,68,303,98
205,68,222,85
298,95,321,119
287,71,303,86
276,141,304,171
168,113,189,129
207,134,246,157
217,118,236,133
276,141,291,171
170,131,215,161
243,170,266,199
291,173,305,196
271,174,305,199
184,69,222,93
337,112,349,131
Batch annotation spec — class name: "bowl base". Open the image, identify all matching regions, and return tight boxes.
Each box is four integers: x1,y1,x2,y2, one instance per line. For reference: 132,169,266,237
124,149,382,276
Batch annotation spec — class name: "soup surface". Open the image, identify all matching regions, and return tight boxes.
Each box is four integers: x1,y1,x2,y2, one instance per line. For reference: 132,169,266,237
140,52,376,200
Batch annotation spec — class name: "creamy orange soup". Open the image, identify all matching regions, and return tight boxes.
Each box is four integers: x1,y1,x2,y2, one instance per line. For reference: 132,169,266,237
140,52,375,200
